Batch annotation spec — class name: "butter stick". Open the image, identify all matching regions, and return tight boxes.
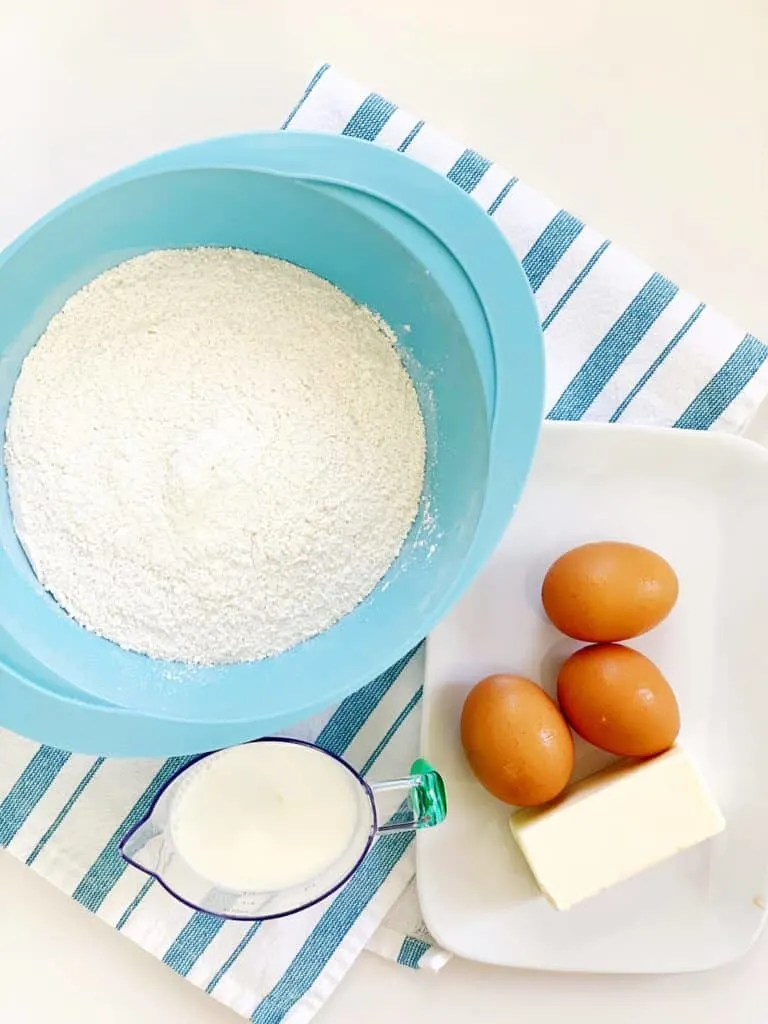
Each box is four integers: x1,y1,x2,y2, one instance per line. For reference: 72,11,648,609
510,746,725,910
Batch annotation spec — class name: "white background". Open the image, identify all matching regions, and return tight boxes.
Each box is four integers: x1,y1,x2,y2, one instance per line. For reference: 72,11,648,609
1,0,767,1020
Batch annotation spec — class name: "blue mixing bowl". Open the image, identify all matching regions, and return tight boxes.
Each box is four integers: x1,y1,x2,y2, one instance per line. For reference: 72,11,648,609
0,133,543,754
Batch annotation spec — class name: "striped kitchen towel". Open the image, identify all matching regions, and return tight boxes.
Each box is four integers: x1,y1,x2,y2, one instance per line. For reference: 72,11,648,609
2,62,768,1024
286,66,768,430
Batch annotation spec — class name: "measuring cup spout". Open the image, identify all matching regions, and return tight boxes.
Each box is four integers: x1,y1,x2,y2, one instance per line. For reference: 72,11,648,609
120,813,171,879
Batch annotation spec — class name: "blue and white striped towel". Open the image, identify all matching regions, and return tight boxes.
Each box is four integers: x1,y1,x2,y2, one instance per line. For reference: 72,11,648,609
2,63,768,1024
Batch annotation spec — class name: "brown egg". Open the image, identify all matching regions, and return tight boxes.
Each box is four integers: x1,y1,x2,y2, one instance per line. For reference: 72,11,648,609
460,674,574,806
541,541,678,642
557,644,680,757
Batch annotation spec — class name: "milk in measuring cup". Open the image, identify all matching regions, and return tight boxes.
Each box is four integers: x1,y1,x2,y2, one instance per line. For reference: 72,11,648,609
170,742,362,891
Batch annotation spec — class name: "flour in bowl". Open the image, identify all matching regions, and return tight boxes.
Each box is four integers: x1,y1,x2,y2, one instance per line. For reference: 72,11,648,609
5,248,426,665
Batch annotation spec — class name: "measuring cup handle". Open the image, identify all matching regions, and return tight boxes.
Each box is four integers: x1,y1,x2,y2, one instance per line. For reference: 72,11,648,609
370,759,447,834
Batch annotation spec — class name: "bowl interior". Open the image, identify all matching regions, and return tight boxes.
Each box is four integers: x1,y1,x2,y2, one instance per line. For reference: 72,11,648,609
0,168,490,722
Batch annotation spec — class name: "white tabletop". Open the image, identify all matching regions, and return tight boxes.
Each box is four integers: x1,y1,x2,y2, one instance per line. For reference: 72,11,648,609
1,1,767,1021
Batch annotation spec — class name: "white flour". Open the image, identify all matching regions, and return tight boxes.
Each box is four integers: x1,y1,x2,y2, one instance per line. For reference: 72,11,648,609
5,248,426,665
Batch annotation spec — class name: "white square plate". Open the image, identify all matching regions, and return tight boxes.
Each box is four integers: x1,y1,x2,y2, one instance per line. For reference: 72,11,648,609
417,421,768,973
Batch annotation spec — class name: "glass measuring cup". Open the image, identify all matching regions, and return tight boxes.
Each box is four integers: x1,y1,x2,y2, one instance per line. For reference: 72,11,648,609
119,738,446,921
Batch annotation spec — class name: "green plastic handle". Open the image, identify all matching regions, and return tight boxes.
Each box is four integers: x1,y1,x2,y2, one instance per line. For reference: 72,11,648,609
370,759,447,833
